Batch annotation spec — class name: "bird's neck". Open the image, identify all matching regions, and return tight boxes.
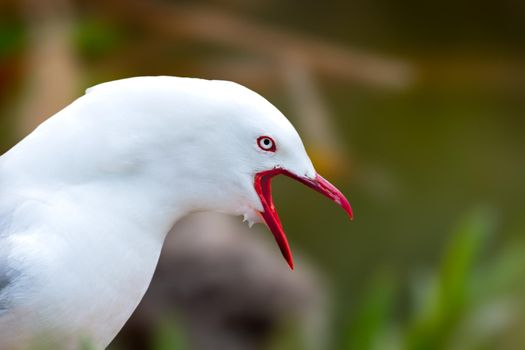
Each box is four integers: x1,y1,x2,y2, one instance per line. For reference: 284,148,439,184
5,176,187,242
0,160,192,347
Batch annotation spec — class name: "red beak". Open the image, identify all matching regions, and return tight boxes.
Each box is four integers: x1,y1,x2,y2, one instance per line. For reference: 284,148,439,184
254,168,353,269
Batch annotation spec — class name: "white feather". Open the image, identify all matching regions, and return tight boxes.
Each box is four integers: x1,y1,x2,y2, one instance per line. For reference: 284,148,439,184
0,76,315,349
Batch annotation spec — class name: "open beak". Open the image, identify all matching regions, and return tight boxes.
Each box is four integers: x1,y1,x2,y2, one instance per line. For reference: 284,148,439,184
254,169,353,269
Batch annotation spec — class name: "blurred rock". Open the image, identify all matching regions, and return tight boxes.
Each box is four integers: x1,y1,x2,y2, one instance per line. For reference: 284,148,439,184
115,212,328,350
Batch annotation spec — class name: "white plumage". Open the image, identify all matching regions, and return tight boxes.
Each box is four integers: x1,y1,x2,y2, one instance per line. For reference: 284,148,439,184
0,76,351,349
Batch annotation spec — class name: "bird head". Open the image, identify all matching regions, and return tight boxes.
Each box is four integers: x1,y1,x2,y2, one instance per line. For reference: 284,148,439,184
23,77,352,269
159,78,354,269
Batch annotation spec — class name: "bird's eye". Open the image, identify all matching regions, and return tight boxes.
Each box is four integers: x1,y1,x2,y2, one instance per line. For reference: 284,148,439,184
257,136,276,152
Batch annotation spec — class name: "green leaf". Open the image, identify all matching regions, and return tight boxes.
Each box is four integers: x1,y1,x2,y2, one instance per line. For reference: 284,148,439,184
405,208,495,350
343,272,398,350
151,316,187,350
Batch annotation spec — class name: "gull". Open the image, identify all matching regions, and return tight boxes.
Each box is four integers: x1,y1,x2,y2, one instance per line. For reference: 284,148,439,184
0,76,352,349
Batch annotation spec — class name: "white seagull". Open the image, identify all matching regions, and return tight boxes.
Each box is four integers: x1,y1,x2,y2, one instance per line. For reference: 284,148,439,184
0,76,352,349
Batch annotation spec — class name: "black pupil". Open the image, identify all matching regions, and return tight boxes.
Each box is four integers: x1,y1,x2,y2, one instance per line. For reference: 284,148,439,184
263,139,270,146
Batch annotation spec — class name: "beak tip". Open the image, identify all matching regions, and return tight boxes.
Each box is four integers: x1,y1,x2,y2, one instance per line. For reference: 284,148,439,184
312,173,353,221
348,207,354,221
341,198,354,221
283,249,295,270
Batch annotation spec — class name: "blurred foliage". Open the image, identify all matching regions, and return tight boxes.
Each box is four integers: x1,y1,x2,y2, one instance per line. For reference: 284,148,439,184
150,318,187,350
343,274,397,350
0,17,25,151
404,209,493,350
339,208,525,350
73,19,127,61
0,20,25,58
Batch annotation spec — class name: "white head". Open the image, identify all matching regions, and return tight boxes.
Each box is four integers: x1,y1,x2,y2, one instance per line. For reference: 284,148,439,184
5,77,352,268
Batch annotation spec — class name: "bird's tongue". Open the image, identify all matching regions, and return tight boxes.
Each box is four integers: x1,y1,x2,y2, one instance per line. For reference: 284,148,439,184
254,169,353,270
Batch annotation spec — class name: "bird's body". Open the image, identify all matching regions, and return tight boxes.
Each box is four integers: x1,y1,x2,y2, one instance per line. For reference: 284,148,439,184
0,77,351,349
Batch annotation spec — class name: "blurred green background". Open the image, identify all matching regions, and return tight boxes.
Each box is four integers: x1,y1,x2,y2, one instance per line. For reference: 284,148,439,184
1,0,524,349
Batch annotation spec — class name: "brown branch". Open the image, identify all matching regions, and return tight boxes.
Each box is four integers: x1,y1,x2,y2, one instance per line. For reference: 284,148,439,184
16,0,81,135
92,0,413,88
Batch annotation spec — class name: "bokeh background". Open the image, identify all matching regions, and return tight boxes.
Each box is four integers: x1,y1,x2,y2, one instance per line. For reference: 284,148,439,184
1,0,524,349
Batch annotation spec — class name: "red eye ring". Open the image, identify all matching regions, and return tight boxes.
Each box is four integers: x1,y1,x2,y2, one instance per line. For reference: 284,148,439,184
257,136,276,152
